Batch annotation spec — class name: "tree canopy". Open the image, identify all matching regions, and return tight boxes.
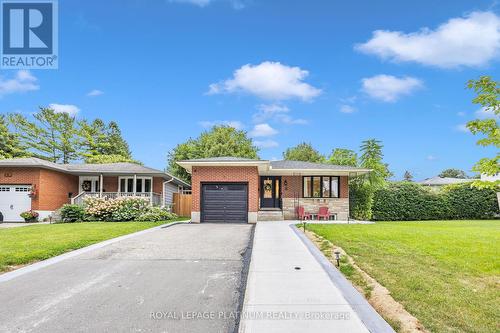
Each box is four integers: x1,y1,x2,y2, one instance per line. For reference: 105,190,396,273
168,125,259,181
438,168,468,179
283,142,325,163
5,108,135,164
328,148,357,166
466,76,499,190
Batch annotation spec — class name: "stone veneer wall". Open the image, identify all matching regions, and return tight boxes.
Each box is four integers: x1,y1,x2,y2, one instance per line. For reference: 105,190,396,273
282,197,349,221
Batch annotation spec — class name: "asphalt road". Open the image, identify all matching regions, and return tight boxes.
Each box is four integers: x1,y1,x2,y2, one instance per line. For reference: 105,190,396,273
0,223,254,333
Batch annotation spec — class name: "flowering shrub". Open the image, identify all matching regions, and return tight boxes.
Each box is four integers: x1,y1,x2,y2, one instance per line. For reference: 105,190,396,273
20,210,39,221
84,197,149,222
136,207,178,222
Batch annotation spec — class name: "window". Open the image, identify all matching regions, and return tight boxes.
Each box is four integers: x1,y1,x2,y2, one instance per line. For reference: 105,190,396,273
303,176,340,198
312,177,321,197
303,177,311,197
119,177,153,193
330,177,339,198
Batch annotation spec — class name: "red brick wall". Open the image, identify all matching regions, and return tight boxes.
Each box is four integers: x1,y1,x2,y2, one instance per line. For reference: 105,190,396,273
282,175,349,198
153,177,163,194
103,176,118,192
0,167,41,209
191,166,259,212
38,169,79,210
0,167,79,211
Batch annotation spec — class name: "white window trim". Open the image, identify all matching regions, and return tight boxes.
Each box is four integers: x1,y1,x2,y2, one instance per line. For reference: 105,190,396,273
118,176,153,193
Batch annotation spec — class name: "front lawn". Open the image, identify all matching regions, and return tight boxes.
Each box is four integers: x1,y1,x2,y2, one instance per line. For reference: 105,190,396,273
0,219,188,273
306,220,500,333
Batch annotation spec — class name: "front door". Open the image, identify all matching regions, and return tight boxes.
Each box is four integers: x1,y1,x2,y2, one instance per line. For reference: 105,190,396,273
260,176,281,208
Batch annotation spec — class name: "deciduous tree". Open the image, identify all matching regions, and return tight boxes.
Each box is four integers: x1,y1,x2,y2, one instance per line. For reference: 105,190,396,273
168,126,259,181
466,76,499,190
283,142,325,162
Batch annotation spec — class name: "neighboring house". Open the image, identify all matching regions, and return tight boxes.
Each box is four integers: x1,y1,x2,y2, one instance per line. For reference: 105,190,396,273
417,176,473,189
177,157,370,223
480,173,500,182
0,157,190,222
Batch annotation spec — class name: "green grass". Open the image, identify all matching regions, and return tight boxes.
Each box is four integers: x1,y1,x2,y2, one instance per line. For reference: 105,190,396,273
0,219,188,273
307,220,500,333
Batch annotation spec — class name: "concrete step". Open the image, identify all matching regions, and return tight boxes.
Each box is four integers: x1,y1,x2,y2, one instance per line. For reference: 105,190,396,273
257,210,284,221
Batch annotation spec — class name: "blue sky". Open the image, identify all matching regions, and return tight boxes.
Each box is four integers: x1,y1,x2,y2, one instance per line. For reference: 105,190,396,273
1,0,499,180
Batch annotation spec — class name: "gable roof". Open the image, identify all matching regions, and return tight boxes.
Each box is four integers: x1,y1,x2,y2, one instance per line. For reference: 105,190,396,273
0,157,190,187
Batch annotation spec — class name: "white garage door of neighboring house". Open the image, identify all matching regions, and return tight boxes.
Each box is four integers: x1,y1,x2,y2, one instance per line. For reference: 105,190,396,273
0,185,32,222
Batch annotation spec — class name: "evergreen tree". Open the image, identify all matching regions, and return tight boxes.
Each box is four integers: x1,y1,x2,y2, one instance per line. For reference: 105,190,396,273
403,170,413,182
0,115,26,159
9,108,80,163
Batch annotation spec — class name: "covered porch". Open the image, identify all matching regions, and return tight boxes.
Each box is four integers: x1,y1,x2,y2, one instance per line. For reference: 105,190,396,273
71,174,164,206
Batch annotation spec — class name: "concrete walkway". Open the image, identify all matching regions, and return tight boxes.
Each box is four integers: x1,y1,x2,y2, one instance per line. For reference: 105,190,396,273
239,222,389,333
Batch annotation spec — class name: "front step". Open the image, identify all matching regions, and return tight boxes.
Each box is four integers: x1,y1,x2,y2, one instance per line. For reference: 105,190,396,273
257,210,284,221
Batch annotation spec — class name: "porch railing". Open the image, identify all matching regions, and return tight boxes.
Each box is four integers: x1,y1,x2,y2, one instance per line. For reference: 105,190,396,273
72,192,162,206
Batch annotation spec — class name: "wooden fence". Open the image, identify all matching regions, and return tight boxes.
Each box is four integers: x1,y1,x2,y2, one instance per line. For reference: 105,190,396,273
172,193,192,217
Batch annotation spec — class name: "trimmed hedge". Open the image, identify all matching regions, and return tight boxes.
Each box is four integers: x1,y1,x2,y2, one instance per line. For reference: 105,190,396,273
372,182,499,221
349,181,374,220
442,184,499,219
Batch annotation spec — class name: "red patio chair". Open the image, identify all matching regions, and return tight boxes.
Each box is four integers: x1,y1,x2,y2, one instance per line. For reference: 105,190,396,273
318,206,330,220
297,206,312,221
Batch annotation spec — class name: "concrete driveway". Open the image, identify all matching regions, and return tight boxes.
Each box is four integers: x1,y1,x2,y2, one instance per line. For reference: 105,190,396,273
0,223,254,333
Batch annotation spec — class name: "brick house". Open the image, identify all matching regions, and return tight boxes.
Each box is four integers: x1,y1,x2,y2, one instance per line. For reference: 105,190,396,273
0,158,190,222
177,157,370,223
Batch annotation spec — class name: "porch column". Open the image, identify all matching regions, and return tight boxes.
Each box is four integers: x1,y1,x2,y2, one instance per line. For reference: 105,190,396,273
99,174,103,198
150,178,153,205
133,174,137,196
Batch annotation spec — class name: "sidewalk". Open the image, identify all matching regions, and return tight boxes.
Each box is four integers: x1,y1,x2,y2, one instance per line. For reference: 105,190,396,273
239,222,392,333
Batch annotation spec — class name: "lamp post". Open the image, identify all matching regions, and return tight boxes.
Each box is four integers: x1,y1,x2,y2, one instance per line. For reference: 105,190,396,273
334,249,341,267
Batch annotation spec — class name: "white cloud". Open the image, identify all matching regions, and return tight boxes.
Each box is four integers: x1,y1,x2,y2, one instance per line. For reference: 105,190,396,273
87,89,104,97
356,11,500,68
426,155,438,161
457,111,466,117
208,61,321,101
340,104,357,113
48,103,80,116
249,123,278,137
475,107,499,119
0,70,39,97
252,103,308,125
455,124,469,132
361,75,423,102
254,139,279,148
199,120,244,130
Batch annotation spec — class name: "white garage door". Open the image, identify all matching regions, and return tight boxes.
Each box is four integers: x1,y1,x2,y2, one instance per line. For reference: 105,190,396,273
0,185,32,222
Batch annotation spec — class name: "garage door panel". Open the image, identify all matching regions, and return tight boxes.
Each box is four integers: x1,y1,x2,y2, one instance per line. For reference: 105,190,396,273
0,185,32,222
201,183,247,223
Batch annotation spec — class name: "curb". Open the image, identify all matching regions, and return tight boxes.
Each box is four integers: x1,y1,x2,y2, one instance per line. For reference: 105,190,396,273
290,224,395,333
0,220,189,284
